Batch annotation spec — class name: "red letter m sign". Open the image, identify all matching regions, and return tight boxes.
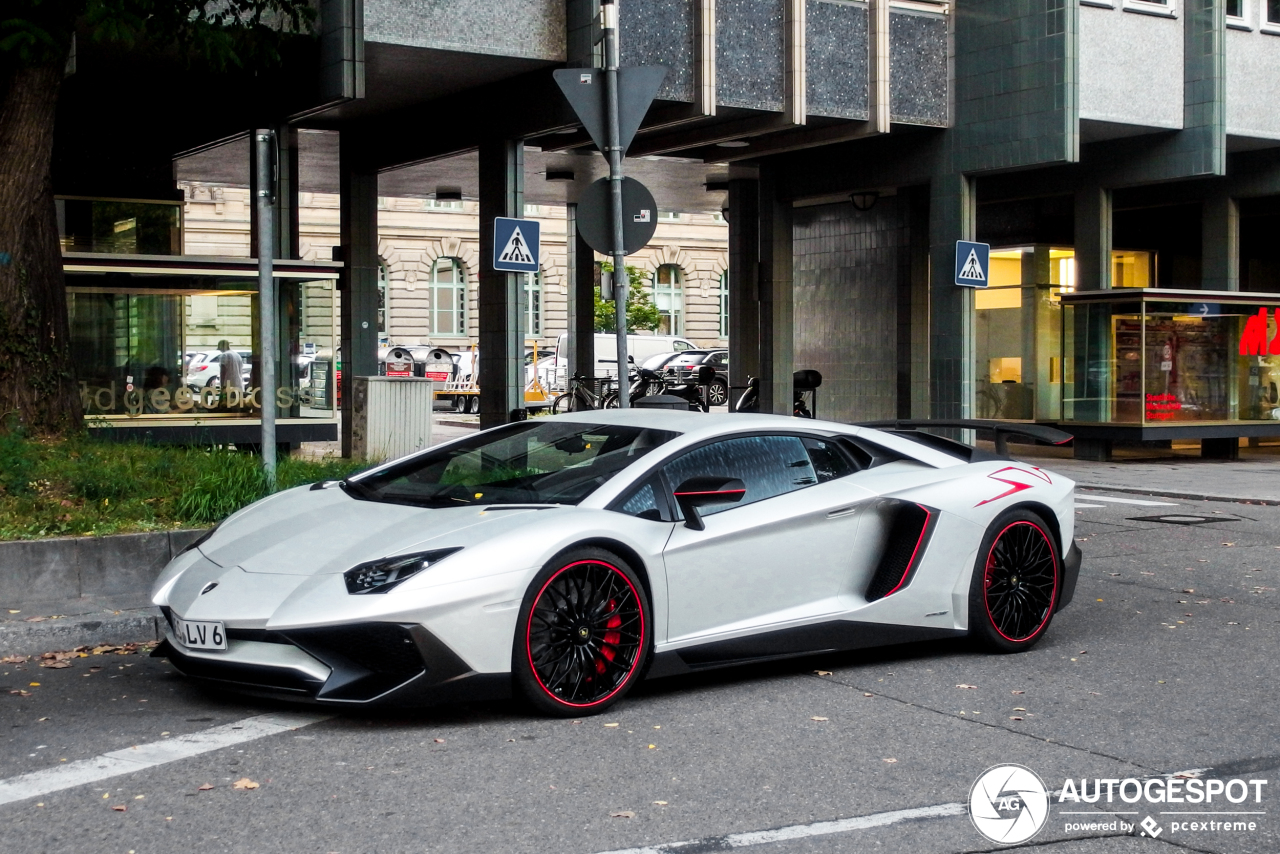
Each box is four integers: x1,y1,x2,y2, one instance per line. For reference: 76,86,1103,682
1240,308,1271,356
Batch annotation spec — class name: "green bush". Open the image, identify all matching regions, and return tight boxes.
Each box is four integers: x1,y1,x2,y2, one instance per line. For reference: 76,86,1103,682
0,435,369,541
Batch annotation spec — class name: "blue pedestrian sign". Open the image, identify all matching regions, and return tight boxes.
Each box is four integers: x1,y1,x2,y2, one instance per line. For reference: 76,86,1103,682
954,240,990,288
493,217,541,273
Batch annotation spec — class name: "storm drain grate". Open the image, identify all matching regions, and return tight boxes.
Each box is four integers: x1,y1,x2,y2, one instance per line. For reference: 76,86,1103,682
1127,514,1237,525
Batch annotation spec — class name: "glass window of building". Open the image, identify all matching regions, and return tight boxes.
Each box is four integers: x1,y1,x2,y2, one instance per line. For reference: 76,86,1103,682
1266,0,1280,25
524,271,543,336
719,271,730,338
1062,293,1280,426
1226,0,1243,18
57,198,181,255
430,257,467,336
652,264,684,336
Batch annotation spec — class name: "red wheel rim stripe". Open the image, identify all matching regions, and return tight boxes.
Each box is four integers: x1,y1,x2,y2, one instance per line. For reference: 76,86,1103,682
983,521,1059,643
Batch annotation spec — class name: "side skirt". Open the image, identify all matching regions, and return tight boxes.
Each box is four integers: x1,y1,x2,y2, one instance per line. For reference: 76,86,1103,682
646,620,966,679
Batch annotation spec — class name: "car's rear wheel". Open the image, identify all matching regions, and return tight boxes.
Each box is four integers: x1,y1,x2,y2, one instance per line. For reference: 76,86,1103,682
968,509,1060,653
513,548,650,716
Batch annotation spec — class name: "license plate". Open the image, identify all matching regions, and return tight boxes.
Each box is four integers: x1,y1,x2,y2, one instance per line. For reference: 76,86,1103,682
173,617,227,650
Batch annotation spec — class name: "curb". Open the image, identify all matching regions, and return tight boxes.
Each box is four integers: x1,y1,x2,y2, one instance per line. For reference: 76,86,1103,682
1076,483,1280,506
0,609,162,659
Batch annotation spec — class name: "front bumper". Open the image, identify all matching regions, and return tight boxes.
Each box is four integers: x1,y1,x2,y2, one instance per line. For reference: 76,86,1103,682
1056,542,1083,612
155,613,510,707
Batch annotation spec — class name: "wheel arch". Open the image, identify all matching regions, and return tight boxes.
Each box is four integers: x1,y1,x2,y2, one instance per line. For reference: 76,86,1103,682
551,537,655,608
1006,501,1063,555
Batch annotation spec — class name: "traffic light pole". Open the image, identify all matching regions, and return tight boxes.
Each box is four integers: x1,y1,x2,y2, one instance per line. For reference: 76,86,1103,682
601,1,629,407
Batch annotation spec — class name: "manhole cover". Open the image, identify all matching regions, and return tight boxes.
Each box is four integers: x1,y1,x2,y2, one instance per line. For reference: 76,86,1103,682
1127,514,1235,525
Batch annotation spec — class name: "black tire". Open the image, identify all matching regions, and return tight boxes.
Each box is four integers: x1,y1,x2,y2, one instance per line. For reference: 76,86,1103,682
453,395,467,413
551,392,573,414
706,379,729,407
968,509,1060,653
513,547,651,717
602,391,620,409
464,395,478,414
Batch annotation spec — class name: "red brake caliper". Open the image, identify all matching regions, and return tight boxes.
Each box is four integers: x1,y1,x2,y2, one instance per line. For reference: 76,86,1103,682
595,598,621,675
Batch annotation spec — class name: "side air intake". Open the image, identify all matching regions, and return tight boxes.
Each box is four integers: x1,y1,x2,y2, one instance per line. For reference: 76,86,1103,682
865,503,934,601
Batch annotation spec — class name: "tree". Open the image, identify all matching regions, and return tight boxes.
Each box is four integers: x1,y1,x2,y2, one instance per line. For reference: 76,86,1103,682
594,264,662,333
0,0,314,434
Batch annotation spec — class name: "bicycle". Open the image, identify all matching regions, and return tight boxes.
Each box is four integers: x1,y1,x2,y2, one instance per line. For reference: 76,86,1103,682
551,374,618,413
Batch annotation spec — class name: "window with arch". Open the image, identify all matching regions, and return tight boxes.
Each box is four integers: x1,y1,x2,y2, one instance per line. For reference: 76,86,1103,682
718,270,729,339
652,264,683,336
377,260,390,340
524,270,542,336
430,257,467,336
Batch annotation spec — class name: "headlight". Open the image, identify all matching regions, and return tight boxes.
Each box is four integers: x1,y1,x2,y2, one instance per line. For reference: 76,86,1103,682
343,548,463,595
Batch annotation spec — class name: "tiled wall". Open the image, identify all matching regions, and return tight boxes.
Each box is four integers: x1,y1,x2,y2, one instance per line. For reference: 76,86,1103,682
793,199,910,422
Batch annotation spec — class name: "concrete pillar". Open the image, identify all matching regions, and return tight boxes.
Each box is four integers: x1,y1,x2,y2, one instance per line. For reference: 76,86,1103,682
727,175,760,409
1202,191,1239,291
478,139,525,429
565,204,598,383
928,172,975,420
339,136,381,457
757,163,794,416
1074,185,1112,292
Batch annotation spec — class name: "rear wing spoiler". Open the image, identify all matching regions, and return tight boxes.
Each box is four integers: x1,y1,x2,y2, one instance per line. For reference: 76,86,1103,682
855,420,1073,457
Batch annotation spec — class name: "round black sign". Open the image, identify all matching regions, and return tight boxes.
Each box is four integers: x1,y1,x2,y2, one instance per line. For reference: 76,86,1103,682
576,177,659,256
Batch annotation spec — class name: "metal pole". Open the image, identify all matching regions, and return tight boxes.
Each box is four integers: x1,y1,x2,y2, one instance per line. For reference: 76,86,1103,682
255,129,278,488
601,1,629,406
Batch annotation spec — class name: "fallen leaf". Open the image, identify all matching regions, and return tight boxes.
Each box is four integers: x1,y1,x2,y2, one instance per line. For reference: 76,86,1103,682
6,610,19,614
1013,707,1026,711
1,654,27,663
1183,589,1195,594
433,738,445,744
814,670,832,676
883,758,897,763
28,682,39,686
112,805,126,812
956,684,977,689
38,716,49,721
23,616,47,623
40,660,71,669
653,801,668,806
231,778,259,790
9,690,32,697
1140,571,1156,576
1009,716,1024,721
863,693,873,697
810,716,829,721
648,744,656,749
610,810,636,818
1011,690,1025,695
604,723,619,728
1222,542,1235,547
197,784,214,791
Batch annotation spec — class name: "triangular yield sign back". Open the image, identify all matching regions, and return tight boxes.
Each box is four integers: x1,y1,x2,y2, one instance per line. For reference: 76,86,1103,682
959,248,985,281
499,226,535,265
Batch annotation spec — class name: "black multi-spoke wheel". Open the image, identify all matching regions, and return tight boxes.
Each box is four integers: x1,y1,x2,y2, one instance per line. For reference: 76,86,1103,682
514,548,650,716
969,510,1060,652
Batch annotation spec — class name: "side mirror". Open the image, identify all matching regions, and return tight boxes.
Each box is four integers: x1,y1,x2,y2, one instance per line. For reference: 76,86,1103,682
673,476,746,531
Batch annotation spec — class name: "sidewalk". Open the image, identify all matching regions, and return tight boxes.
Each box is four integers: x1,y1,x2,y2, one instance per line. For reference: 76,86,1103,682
990,441,1280,504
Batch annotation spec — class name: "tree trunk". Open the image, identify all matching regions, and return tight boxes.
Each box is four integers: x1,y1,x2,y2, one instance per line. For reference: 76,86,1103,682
0,61,82,434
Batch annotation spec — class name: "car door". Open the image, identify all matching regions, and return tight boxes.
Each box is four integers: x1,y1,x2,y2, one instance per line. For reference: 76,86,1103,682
660,434,874,643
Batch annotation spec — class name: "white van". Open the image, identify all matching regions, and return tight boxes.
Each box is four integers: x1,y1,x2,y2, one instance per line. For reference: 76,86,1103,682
552,333,697,386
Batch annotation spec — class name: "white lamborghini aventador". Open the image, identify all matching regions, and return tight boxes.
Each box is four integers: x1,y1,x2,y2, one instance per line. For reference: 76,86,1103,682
151,411,1081,716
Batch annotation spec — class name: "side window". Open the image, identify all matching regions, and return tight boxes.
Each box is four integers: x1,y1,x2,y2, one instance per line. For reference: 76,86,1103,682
802,437,855,483
617,476,668,522
662,435,818,518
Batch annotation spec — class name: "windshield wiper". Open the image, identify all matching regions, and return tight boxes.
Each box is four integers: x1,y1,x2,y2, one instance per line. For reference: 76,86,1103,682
338,478,377,500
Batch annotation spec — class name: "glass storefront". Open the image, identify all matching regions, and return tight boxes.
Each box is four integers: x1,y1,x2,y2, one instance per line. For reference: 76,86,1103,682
64,257,340,428
1062,290,1280,425
974,245,1157,422
57,197,182,255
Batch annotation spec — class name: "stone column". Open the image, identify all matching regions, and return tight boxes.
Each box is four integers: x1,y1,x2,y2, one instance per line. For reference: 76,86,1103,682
339,135,380,457
1202,190,1239,292
478,139,525,429
1074,184,1112,292
726,174,760,410
757,163,794,415
928,172,975,421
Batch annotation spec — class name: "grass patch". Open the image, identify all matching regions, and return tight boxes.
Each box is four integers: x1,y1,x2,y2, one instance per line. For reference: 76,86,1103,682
0,431,368,541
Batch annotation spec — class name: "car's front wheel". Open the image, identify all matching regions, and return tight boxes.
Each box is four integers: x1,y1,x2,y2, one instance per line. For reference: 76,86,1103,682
513,547,650,716
968,509,1060,653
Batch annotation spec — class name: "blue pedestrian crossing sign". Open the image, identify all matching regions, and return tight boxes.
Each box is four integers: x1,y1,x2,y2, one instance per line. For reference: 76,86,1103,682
954,240,990,287
493,217,541,273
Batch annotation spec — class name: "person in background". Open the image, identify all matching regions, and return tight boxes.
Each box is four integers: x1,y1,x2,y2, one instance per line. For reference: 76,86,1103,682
218,340,245,392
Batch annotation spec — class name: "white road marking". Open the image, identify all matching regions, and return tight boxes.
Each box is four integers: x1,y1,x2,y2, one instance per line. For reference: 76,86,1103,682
1074,503,1106,509
0,712,330,807
592,802,968,854
1082,495,1179,507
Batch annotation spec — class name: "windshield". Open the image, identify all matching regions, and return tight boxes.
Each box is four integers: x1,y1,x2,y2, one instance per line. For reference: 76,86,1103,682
345,421,680,508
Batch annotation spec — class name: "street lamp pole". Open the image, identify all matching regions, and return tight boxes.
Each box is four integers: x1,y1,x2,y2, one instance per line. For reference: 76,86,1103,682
601,1,629,407
255,129,278,488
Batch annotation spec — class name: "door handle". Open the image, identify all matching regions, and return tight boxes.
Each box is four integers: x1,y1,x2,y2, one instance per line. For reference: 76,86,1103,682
827,506,859,519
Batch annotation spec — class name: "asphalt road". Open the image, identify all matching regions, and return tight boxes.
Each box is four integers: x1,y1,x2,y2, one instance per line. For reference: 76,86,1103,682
2,489,1278,854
